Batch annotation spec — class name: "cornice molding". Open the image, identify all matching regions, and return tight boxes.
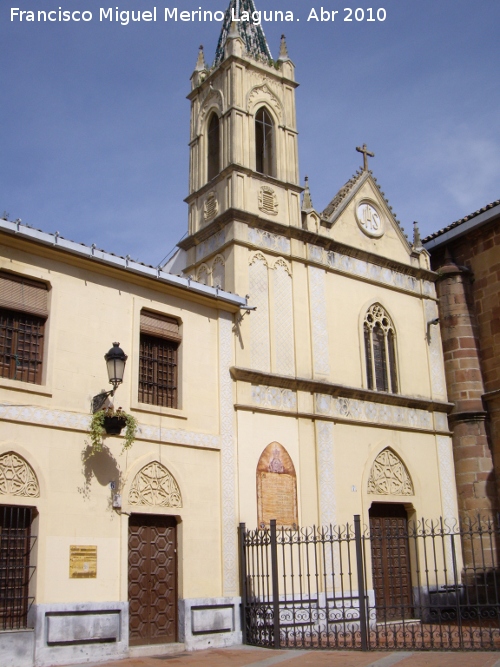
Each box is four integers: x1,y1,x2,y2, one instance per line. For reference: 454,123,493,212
230,366,453,413
179,209,437,283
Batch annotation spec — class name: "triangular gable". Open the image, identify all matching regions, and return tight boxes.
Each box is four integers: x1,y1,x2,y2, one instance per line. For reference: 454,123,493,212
321,171,413,265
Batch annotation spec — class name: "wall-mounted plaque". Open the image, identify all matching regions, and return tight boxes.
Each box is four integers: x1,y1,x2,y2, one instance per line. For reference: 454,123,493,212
69,545,97,579
257,442,298,528
356,201,384,238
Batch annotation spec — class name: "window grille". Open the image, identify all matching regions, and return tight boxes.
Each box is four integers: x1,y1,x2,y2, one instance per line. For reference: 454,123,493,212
0,505,36,630
364,304,398,393
0,310,45,384
139,312,180,408
255,107,274,176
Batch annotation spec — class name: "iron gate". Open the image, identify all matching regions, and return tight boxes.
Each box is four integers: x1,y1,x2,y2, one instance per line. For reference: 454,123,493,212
238,515,500,650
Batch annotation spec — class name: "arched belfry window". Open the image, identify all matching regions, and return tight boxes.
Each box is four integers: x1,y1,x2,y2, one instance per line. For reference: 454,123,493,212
255,107,274,176
364,303,398,393
207,112,220,181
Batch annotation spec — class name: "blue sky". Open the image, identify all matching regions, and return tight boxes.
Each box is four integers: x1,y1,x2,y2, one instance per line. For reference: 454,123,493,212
1,0,499,265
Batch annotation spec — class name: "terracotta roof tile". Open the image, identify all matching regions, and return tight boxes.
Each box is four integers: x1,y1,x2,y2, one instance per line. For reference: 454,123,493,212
422,199,500,243
321,171,364,219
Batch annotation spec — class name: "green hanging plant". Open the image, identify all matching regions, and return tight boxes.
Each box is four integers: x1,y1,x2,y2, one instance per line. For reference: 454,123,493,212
121,410,139,452
87,407,138,456
88,409,106,454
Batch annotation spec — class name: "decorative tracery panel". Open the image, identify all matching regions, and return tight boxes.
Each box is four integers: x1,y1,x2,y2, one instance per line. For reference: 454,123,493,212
0,452,39,497
196,264,209,286
367,448,414,496
212,255,225,290
249,253,270,372
364,303,398,393
273,260,295,376
129,462,182,508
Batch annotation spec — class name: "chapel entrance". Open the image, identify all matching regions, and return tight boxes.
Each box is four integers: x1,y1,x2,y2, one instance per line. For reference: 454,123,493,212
369,503,414,621
128,514,177,646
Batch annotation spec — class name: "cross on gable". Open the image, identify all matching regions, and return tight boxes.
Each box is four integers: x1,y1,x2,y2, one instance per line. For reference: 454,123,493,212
356,143,375,171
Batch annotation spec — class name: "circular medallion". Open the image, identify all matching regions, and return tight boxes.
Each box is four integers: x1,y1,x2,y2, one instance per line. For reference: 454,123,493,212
356,201,384,238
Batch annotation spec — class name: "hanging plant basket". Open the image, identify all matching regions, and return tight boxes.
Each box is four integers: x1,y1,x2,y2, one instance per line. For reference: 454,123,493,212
103,415,127,435
87,407,138,456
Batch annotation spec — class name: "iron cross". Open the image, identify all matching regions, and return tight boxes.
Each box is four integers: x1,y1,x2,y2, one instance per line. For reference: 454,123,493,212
356,144,375,171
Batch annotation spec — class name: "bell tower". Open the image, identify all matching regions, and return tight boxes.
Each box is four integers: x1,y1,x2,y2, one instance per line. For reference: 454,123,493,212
173,0,301,296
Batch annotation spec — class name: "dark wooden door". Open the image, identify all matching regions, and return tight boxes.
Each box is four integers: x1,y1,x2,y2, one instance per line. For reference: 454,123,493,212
369,503,413,621
128,514,177,646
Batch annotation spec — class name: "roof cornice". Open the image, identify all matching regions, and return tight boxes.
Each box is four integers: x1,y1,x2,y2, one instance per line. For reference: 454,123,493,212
423,200,500,251
0,218,246,309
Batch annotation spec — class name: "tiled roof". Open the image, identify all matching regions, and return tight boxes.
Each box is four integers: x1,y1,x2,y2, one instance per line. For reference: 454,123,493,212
321,171,364,219
214,0,272,67
422,199,500,243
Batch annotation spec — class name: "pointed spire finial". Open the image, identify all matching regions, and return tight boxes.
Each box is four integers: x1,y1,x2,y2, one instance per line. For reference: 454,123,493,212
228,20,239,39
302,176,314,211
195,44,206,72
413,221,423,250
277,34,290,62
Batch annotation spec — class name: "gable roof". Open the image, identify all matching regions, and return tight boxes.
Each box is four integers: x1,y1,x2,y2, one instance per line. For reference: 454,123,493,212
214,0,272,67
321,170,365,219
321,170,411,249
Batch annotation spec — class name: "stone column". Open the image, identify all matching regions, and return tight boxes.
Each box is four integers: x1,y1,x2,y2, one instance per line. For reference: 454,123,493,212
435,255,498,580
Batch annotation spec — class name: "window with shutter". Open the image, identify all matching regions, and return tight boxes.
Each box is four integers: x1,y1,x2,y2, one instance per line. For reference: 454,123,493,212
363,304,398,394
0,271,48,385
138,311,180,408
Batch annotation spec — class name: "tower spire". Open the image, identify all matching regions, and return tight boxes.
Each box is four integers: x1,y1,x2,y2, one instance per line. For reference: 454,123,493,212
302,176,314,212
194,44,206,72
214,0,272,67
277,34,290,62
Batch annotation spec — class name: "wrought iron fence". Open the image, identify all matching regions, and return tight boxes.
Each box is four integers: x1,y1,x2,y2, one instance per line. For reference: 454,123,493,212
238,515,500,650
0,505,37,630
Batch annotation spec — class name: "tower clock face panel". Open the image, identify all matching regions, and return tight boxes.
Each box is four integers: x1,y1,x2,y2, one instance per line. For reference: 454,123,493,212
356,201,384,238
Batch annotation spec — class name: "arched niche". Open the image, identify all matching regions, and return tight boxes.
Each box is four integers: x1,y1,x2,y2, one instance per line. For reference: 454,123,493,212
367,448,414,496
128,461,182,508
256,442,297,528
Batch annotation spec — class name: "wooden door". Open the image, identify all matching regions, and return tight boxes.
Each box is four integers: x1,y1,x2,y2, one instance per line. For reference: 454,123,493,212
369,503,413,621
128,514,177,646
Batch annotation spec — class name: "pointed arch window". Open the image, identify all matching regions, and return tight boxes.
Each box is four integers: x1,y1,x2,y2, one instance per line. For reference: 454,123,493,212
207,112,220,181
255,107,274,176
364,304,398,393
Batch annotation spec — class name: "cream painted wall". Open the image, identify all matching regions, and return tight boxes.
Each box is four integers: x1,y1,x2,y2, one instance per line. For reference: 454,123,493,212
0,238,233,607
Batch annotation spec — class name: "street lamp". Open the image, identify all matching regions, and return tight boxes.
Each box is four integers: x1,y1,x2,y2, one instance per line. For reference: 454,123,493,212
105,342,128,391
91,342,128,413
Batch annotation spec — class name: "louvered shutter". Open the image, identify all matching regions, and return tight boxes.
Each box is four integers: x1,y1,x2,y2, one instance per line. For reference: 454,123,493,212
0,271,48,317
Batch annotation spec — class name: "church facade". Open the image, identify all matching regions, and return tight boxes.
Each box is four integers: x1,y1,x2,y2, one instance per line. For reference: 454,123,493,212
0,2,459,665
168,0,458,605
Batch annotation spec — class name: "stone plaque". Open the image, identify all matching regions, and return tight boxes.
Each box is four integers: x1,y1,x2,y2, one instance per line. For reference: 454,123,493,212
257,442,298,528
356,201,384,238
69,545,97,578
